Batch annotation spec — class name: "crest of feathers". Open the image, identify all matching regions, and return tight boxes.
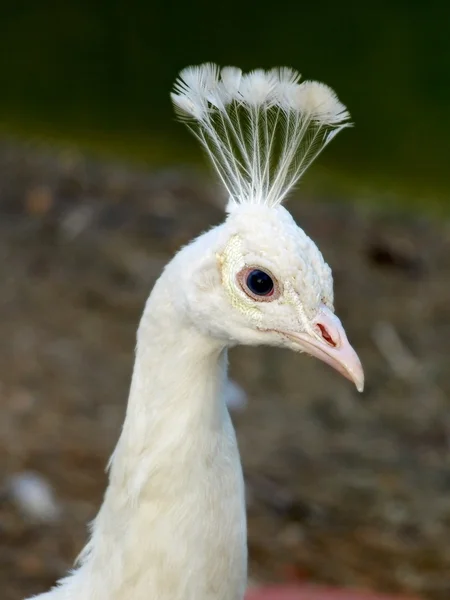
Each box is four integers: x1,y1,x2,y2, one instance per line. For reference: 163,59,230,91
171,63,351,209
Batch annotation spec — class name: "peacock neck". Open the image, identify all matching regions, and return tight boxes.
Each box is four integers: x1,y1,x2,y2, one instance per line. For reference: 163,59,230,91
66,272,247,600
111,275,230,491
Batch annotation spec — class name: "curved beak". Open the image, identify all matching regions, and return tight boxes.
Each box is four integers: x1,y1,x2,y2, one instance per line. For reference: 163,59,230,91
281,305,364,392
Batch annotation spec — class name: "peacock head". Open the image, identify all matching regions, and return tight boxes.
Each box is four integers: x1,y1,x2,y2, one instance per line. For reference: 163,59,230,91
170,64,364,391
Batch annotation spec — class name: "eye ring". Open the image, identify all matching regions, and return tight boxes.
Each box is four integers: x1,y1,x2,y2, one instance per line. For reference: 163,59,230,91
237,267,280,302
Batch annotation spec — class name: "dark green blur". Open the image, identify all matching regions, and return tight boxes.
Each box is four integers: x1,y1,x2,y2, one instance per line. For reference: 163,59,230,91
0,1,449,202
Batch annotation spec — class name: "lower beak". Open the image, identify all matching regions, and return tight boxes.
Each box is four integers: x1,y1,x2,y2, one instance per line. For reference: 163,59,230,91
281,305,364,392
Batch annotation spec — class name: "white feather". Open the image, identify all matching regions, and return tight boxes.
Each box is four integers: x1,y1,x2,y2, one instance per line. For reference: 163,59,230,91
219,66,242,100
171,63,351,208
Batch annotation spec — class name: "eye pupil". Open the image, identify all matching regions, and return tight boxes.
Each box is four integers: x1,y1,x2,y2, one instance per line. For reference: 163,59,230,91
246,269,274,296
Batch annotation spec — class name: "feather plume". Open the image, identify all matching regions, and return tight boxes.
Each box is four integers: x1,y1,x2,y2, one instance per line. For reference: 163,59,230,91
171,63,351,208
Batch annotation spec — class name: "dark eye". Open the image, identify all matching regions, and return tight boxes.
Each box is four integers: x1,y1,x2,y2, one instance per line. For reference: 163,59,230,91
246,269,274,296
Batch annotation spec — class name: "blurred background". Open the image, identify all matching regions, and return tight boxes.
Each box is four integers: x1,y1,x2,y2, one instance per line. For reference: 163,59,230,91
0,1,449,599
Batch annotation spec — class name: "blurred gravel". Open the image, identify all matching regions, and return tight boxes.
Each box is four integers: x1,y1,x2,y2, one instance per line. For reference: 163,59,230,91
0,139,449,600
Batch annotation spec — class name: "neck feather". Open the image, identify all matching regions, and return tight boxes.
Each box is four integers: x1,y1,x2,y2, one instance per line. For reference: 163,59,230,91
57,268,247,600
110,275,229,498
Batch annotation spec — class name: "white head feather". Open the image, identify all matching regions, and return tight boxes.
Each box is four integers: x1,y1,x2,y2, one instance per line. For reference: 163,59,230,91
171,63,351,209
171,63,362,392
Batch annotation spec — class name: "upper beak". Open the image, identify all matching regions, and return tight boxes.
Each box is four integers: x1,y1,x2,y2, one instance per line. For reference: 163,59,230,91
281,305,364,392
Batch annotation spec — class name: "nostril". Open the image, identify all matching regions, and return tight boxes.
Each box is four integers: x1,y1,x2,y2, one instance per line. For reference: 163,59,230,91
317,323,337,347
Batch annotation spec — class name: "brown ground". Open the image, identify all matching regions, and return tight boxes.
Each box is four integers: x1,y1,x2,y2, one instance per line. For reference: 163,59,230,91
0,140,449,600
